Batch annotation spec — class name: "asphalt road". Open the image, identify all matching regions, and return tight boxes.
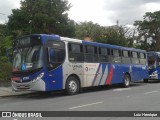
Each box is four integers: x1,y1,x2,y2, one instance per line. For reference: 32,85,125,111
0,80,160,120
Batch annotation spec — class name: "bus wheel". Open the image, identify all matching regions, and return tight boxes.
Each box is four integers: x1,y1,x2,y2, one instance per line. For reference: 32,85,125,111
123,74,130,87
65,76,80,95
144,79,148,83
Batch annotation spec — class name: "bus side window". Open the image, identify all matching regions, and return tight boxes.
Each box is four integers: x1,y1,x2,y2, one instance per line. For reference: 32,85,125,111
131,51,139,64
139,52,146,64
111,49,121,63
122,50,131,64
85,45,98,62
99,47,110,62
68,43,84,62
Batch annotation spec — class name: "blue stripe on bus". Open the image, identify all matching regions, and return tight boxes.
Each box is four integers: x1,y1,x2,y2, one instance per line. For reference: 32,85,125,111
92,64,101,86
98,64,107,85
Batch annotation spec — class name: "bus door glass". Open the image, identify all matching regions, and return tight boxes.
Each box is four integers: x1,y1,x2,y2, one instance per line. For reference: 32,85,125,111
148,53,156,69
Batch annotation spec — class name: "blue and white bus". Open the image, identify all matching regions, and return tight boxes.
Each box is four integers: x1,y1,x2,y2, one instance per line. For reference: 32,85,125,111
11,34,148,95
146,51,160,82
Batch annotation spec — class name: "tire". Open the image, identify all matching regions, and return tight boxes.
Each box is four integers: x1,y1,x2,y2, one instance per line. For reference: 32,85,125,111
65,76,80,95
144,79,148,83
123,74,130,87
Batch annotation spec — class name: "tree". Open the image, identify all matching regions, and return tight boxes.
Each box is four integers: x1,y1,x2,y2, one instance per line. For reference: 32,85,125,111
96,25,128,47
75,21,102,41
0,24,12,81
75,21,129,47
7,0,75,37
134,11,160,51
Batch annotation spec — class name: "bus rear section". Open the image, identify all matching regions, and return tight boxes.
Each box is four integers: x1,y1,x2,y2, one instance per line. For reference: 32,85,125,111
147,52,160,82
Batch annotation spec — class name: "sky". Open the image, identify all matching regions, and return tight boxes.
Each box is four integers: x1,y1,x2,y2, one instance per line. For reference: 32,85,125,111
0,0,160,26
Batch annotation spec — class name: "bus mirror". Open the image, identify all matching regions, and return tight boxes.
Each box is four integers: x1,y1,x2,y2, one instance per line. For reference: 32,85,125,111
6,48,13,63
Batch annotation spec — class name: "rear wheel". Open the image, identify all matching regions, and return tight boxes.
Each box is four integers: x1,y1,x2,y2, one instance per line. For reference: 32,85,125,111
123,74,131,87
65,76,80,95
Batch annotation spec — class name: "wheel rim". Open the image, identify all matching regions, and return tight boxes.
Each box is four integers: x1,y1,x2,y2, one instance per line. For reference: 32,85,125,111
125,76,130,86
69,80,77,93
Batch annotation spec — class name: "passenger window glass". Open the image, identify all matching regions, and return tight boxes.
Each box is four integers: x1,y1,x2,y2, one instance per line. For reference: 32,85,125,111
85,45,98,62
68,43,84,62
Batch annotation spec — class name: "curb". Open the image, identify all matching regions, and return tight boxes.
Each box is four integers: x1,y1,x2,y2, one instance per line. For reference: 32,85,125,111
0,87,33,97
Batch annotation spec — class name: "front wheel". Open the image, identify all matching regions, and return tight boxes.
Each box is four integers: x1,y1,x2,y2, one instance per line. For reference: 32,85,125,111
123,74,131,87
65,76,80,95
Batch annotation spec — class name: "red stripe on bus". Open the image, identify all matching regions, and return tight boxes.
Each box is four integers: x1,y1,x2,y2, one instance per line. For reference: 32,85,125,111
106,66,114,85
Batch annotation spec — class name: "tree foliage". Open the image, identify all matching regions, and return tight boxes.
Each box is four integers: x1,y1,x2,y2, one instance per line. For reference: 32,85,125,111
97,25,128,46
75,21,129,47
7,0,75,37
75,21,102,40
134,11,160,51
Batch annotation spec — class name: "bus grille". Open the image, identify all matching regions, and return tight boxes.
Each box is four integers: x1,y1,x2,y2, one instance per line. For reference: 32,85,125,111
16,85,30,90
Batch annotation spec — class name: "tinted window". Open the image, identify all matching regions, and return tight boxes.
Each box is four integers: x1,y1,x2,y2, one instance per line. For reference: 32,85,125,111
131,51,139,64
132,52,138,58
86,45,97,54
122,50,131,64
47,41,65,70
100,47,108,55
99,47,111,62
140,53,145,59
70,44,81,53
68,43,84,62
123,50,129,57
139,52,146,64
112,49,119,56
85,45,98,62
111,49,121,63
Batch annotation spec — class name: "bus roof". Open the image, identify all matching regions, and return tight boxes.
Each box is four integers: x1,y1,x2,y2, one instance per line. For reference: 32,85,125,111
60,36,146,52
23,34,146,53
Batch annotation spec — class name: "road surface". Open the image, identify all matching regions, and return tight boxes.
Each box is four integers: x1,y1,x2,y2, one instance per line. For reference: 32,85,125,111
0,80,160,120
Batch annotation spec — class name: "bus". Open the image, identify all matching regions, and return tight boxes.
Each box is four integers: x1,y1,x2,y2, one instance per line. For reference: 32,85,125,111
146,51,160,82
10,34,148,95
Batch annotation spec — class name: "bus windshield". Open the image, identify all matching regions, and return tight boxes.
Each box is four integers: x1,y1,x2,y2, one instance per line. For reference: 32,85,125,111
148,53,156,69
12,45,43,72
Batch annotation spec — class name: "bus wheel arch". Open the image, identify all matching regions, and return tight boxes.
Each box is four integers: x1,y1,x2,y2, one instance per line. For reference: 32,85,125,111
65,74,81,95
123,73,131,88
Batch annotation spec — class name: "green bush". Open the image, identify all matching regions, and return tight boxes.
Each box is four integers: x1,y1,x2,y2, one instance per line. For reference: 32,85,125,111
0,61,12,81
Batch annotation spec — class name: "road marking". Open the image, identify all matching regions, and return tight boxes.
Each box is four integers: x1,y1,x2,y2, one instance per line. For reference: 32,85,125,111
69,101,103,110
113,88,131,91
144,91,159,95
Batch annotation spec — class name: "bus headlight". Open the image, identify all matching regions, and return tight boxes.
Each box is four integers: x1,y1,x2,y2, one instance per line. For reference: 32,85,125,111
32,73,44,82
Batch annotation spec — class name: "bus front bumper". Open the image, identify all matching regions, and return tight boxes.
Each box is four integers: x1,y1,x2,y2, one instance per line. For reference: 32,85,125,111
12,79,46,91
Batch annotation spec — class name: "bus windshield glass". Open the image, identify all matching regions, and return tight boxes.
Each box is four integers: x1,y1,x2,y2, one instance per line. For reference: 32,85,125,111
12,36,43,72
148,53,156,69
